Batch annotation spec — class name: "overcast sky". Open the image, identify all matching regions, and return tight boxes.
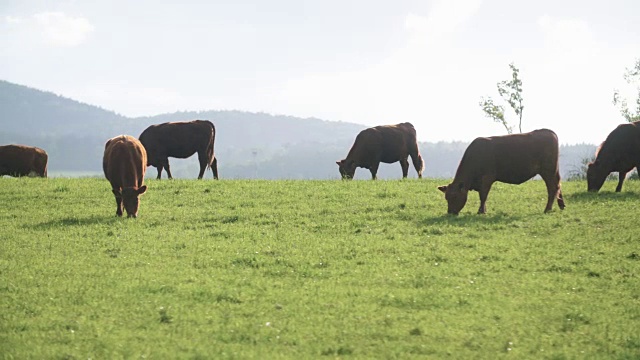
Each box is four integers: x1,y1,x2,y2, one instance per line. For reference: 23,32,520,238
1,0,639,144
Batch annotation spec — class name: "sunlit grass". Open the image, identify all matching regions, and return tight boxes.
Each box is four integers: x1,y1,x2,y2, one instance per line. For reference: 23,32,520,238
0,177,639,358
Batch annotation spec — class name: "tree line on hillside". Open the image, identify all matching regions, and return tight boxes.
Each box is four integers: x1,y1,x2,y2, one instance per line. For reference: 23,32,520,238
0,79,614,180
0,130,596,180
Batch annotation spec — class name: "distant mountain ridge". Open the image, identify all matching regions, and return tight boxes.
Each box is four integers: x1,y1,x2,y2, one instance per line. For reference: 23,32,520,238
0,80,596,179
0,80,128,136
0,80,365,145
0,80,369,176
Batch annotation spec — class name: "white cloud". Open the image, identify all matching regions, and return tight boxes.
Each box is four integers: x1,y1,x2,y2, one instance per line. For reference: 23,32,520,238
404,14,427,32
3,12,94,47
405,0,483,46
33,12,95,47
269,0,489,142
513,14,636,144
537,14,595,54
5,16,24,25
269,7,639,145
33,12,94,47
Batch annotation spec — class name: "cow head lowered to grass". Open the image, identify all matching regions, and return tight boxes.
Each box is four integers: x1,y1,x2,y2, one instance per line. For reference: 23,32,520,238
437,182,469,215
586,121,640,193
112,186,147,218
438,129,565,215
337,122,424,180
103,135,148,218
336,159,357,180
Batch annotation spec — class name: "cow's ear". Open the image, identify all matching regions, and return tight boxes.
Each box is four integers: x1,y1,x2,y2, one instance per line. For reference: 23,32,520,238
336,161,341,166
437,185,447,193
137,185,147,195
112,189,122,197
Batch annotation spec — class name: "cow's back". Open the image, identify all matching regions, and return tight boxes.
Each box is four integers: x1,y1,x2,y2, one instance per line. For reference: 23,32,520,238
139,120,214,161
347,123,413,164
104,135,147,188
347,127,382,162
457,129,559,185
596,121,640,166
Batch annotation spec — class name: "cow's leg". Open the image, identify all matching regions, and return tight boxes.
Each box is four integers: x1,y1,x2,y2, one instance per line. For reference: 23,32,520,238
211,157,219,180
112,192,123,217
116,197,123,217
477,181,493,214
542,173,563,212
400,158,409,178
164,160,173,179
615,171,628,192
155,165,163,180
369,163,379,180
197,151,208,179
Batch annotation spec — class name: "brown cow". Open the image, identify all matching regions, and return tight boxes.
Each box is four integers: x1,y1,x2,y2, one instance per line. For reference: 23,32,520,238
587,120,640,192
336,122,424,180
0,144,48,177
138,120,218,180
103,135,148,218
438,129,565,215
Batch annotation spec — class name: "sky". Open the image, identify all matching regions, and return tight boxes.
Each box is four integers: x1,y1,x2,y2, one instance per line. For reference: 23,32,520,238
1,0,639,145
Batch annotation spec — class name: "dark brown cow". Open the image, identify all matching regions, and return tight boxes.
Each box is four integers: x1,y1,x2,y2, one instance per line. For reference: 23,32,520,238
587,120,640,192
438,129,565,215
103,135,147,218
336,122,424,180
0,144,48,177
138,120,218,180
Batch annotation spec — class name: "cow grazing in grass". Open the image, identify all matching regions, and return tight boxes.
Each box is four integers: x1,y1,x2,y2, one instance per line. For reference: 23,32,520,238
336,122,424,180
438,129,565,215
103,135,147,218
587,120,640,192
139,120,218,180
0,144,48,177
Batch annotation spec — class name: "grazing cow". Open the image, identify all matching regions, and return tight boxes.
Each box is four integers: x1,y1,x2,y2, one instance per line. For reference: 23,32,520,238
336,122,424,180
0,144,48,177
103,135,147,218
138,120,218,180
587,121,640,192
438,129,565,215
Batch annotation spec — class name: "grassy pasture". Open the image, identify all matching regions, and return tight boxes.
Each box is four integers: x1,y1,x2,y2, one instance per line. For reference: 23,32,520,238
1,177,639,359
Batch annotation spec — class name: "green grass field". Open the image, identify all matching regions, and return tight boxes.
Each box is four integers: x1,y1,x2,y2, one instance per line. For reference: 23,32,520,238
1,177,639,359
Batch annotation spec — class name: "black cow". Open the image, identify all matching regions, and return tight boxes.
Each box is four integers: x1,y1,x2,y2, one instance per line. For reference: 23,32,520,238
139,120,218,180
438,129,565,214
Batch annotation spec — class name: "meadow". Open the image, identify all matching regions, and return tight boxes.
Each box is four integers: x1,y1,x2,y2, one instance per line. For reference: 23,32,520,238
1,177,639,359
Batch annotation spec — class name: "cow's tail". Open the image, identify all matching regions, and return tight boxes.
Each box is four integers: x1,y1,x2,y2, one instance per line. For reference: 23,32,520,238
41,152,49,178
411,152,424,179
206,122,215,169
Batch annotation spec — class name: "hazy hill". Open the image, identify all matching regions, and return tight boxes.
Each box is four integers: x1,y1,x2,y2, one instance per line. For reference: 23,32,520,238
0,80,597,179
0,80,130,137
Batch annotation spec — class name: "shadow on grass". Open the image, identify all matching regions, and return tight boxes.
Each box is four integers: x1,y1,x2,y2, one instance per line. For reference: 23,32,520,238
418,212,527,228
567,190,640,203
30,215,123,230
